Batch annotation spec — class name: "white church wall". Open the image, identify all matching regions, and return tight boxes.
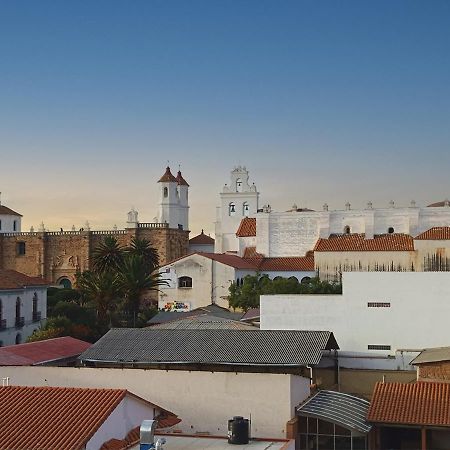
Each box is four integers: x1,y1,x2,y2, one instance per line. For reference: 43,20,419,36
0,214,21,233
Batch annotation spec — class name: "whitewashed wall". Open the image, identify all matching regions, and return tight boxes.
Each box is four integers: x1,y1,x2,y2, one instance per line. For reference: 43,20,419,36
255,206,450,257
87,395,158,449
261,272,450,366
0,366,309,439
0,214,21,233
0,286,47,346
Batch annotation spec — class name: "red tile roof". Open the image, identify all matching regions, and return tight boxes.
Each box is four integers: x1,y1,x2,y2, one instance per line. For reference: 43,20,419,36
189,230,215,245
257,256,315,271
0,270,49,290
0,205,22,217
0,336,92,366
198,252,257,269
176,170,189,186
243,246,264,259
0,386,128,449
158,166,177,183
236,217,256,237
314,234,414,252
415,227,450,240
368,382,450,426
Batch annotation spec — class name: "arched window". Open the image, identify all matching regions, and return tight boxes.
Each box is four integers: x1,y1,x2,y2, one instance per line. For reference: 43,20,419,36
13,220,17,231
289,276,299,283
229,202,236,217
344,225,351,235
32,293,39,322
0,219,2,230
243,202,250,217
15,333,21,345
301,276,312,284
178,276,192,288
388,227,395,234
0,299,3,328
163,187,168,198
236,178,243,192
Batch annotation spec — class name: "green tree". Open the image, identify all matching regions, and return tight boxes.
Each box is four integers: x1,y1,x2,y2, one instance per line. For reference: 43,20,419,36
116,254,168,326
91,236,125,273
127,237,159,269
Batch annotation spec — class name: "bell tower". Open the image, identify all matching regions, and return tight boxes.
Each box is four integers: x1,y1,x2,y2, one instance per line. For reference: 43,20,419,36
157,166,189,230
215,166,259,252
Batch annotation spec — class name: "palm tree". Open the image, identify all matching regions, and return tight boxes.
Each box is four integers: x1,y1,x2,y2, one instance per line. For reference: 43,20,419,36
127,237,159,271
76,270,120,328
91,236,125,273
116,254,168,326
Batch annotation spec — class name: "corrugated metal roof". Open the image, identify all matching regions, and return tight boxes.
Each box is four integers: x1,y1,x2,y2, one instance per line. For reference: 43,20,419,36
79,328,338,367
411,346,450,365
297,390,371,434
151,314,256,330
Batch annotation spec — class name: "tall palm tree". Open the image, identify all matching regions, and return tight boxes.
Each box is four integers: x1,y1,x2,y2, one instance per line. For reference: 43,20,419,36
91,236,126,273
116,254,168,326
127,237,159,271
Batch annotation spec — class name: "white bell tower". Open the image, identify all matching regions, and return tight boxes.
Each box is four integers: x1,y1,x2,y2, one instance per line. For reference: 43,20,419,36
215,166,259,253
157,166,189,230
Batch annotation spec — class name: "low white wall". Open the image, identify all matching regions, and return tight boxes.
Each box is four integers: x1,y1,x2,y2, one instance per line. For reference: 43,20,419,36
0,366,308,439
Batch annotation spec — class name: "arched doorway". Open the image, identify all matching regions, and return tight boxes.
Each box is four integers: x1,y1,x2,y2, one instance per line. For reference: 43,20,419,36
58,278,72,289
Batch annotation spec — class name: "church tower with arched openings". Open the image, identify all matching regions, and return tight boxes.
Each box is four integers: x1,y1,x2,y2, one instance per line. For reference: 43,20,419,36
215,166,259,253
157,166,189,230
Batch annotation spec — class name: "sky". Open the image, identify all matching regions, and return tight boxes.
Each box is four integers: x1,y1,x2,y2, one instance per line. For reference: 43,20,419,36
1,0,450,235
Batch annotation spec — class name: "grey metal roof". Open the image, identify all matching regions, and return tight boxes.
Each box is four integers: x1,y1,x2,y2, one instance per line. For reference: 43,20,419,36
410,346,450,365
79,328,338,367
151,314,256,330
297,390,372,434
147,305,243,325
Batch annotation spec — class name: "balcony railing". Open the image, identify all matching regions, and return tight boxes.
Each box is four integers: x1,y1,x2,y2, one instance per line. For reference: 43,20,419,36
32,311,42,322
0,319,6,330
15,317,25,328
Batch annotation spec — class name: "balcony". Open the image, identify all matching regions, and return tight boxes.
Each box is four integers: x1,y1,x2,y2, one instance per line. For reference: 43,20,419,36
0,319,6,330
15,317,25,328
32,311,42,322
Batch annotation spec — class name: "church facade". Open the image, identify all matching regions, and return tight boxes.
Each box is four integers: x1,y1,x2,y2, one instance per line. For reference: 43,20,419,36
0,167,190,286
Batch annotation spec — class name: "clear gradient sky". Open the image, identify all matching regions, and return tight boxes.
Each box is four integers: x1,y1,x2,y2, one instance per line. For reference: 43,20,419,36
1,1,450,235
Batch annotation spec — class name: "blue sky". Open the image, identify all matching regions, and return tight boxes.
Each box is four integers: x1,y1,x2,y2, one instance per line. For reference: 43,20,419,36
1,1,449,234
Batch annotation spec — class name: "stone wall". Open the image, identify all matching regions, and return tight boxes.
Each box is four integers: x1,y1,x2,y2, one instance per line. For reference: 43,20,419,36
418,361,450,382
0,225,189,285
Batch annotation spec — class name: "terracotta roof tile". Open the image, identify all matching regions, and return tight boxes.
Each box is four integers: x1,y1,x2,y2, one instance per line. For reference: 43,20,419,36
236,218,256,237
197,252,257,269
257,256,315,272
176,170,189,186
0,386,127,449
0,205,22,217
189,230,215,245
314,233,414,252
367,382,450,426
158,166,177,183
0,270,49,290
243,246,263,259
415,227,450,240
0,336,92,366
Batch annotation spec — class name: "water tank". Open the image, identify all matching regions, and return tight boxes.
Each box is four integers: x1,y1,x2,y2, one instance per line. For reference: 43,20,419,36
227,416,249,445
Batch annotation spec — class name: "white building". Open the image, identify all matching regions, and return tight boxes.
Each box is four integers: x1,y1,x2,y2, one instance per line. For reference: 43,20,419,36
261,271,450,370
159,252,315,311
0,270,47,346
0,200,22,233
157,166,189,231
215,166,259,253
248,200,450,258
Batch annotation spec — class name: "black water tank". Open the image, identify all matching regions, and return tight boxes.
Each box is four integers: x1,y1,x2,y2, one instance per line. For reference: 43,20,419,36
228,416,249,445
